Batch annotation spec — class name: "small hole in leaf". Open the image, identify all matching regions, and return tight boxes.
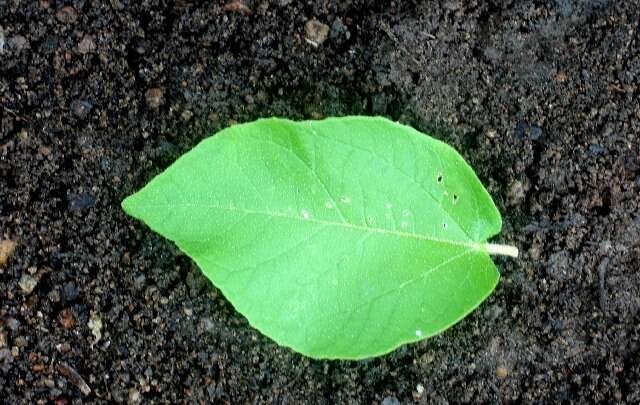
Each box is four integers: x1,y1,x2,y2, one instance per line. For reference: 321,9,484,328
437,173,443,183
453,194,459,204
442,222,448,230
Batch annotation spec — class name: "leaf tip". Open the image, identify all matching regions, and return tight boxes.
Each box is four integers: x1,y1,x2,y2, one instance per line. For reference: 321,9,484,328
121,194,138,217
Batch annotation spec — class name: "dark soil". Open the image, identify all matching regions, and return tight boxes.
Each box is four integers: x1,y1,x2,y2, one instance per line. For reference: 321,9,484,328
1,0,639,403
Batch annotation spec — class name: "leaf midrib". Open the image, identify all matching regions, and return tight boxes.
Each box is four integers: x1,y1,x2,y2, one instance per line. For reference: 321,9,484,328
135,202,481,249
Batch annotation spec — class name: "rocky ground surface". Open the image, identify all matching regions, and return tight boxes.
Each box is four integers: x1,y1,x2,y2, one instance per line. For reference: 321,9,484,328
1,0,639,403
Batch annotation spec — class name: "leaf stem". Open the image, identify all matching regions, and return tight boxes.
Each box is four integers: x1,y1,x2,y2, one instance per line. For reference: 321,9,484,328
484,243,519,258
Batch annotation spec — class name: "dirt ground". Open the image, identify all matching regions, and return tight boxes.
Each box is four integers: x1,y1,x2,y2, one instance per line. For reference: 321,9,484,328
1,0,639,403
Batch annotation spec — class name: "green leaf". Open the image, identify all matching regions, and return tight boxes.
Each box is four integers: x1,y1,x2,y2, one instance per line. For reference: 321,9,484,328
122,116,517,359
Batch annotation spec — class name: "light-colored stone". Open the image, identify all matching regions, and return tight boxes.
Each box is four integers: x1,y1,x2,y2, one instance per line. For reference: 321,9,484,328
0,239,16,267
19,274,38,294
304,19,329,47
88,312,103,344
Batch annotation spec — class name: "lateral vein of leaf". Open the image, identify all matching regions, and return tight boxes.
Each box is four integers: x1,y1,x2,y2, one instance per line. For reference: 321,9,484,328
249,134,349,224
149,202,479,249
323,249,475,320
311,128,474,241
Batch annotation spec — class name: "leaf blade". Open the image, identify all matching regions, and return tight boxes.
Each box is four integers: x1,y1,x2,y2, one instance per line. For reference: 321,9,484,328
122,116,503,359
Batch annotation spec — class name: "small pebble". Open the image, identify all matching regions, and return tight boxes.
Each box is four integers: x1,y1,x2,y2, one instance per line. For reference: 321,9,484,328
496,365,509,378
58,308,76,329
70,100,93,119
181,110,193,121
56,343,71,352
304,19,329,47
63,282,79,302
330,18,350,42
444,0,461,10
134,274,146,290
56,6,78,24
507,180,525,206
19,274,38,294
78,35,96,54
145,88,164,109
68,192,95,210
38,146,51,157
0,239,17,267
381,396,400,405
223,0,252,15
200,317,215,332
88,313,103,344
128,387,141,404
529,125,542,140
588,143,605,155
48,287,61,302
0,348,11,363
0,28,5,53
6,317,20,331
14,336,27,347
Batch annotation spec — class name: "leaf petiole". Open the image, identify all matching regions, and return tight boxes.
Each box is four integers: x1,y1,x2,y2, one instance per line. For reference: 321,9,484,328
483,243,519,258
